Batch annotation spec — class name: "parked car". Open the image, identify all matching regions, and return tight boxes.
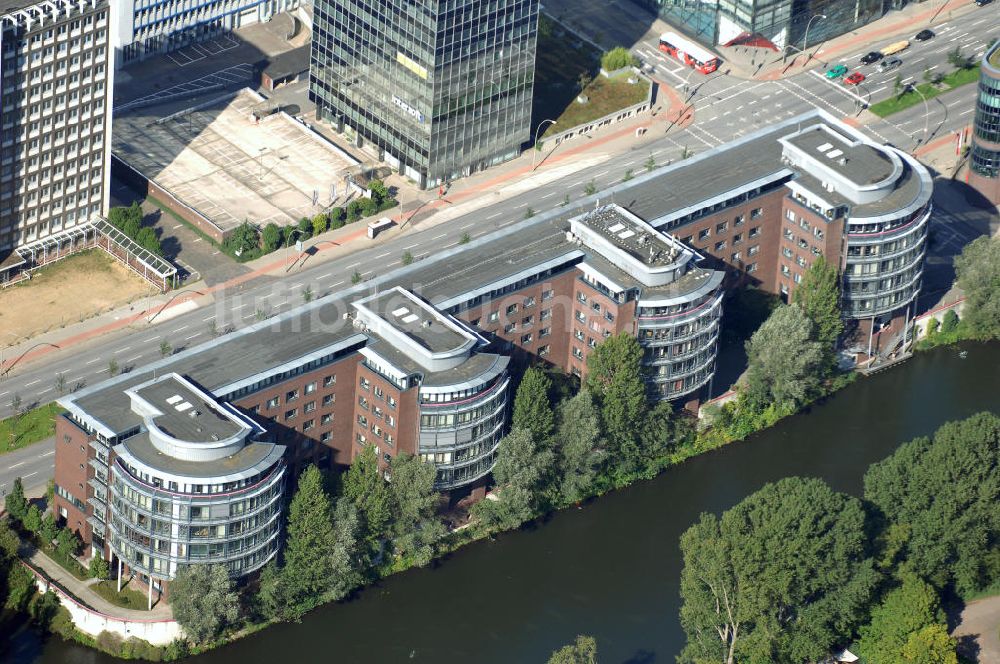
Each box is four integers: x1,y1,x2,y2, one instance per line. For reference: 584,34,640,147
845,72,866,85
974,0,992,7
860,51,883,65
878,57,903,73
914,29,935,41
826,64,849,79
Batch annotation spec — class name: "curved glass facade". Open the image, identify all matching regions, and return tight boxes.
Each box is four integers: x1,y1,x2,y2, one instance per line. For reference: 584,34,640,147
637,290,723,400
108,458,284,581
418,373,510,489
973,55,1000,145
842,203,930,318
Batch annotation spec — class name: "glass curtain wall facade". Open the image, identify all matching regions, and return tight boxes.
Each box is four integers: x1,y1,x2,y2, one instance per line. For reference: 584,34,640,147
969,43,1000,204
641,0,886,49
310,0,538,189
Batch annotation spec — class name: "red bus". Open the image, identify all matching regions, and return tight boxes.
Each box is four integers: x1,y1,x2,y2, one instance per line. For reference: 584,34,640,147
658,32,722,74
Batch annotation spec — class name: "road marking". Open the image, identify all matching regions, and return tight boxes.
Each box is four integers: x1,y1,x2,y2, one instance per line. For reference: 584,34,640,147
319,272,333,279
461,222,475,229
960,108,974,115
23,471,37,479
86,357,101,365
432,233,447,239
185,333,201,341
125,355,143,363
9,461,24,468
40,450,54,457
595,170,609,177
175,325,189,331
172,224,183,229
541,191,557,198
0,392,7,398
375,251,391,258
486,212,501,219
202,314,216,321
24,379,40,386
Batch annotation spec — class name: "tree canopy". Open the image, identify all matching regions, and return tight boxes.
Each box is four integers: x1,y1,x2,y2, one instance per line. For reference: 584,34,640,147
863,412,1000,596
513,366,556,444
473,427,554,530
585,333,648,470
388,453,445,566
281,465,338,613
679,477,878,664
793,256,843,370
954,235,1000,340
555,389,606,502
170,564,239,643
742,304,824,411
858,575,944,664
342,445,394,553
601,46,639,71
548,635,598,663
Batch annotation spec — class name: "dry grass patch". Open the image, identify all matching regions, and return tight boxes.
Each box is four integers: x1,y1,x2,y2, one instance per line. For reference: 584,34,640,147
0,250,154,342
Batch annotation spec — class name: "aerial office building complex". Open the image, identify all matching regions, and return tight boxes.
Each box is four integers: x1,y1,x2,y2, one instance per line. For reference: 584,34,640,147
110,0,301,66
309,0,539,189
0,0,113,281
53,110,930,599
968,40,1000,205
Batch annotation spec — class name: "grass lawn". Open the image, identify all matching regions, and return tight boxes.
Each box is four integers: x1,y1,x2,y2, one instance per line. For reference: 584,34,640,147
869,65,981,118
531,15,601,134
48,548,90,582
0,402,61,454
92,579,152,611
544,73,650,138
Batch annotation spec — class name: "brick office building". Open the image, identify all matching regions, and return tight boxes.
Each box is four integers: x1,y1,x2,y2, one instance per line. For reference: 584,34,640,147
53,109,931,598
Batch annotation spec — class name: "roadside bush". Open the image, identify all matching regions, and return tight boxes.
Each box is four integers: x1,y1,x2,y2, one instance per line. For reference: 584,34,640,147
312,213,328,237
262,223,281,253
297,216,313,239
925,317,940,338
346,200,364,222
223,222,260,257
940,310,959,334
282,225,297,247
89,550,110,580
601,46,638,71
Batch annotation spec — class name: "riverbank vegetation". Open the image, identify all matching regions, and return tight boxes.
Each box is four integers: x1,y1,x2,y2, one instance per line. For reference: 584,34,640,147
676,412,1000,664
919,235,1000,349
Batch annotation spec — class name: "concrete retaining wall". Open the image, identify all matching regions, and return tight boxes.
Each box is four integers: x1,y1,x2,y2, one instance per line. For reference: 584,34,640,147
21,561,183,646
913,298,966,338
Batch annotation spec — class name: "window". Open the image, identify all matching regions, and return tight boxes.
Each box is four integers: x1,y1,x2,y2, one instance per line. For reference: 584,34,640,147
714,240,726,251
304,382,317,395
746,262,758,273
781,265,791,276
591,301,601,312
523,296,536,308
574,329,585,341
572,347,584,360
751,207,762,219
782,247,793,258
359,377,370,390
681,235,693,244
323,394,335,406
539,326,551,337
303,419,315,431
374,386,384,399
604,311,615,322
372,424,383,438
539,344,551,356
488,311,499,323
786,209,796,221
385,434,394,447
793,273,803,284
321,414,333,425
733,233,743,245
796,255,807,267
304,401,316,413
540,308,552,320
321,432,332,443
521,333,533,344
799,218,811,231
388,396,397,409
814,227,824,240
522,314,534,325
698,228,710,240
387,415,395,427
542,289,554,300
731,252,741,262
715,221,728,233
285,389,299,402
504,322,516,334
748,244,759,256
356,433,367,445
749,226,761,238
576,292,587,304
266,397,279,409
734,214,745,226
357,415,368,428
284,409,297,421
358,396,369,410
575,310,586,323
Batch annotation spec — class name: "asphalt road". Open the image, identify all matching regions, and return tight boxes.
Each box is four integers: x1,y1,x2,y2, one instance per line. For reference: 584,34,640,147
0,439,55,497
0,7,993,485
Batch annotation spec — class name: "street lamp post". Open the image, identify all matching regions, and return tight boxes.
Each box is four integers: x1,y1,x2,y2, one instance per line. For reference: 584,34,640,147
286,227,307,270
532,119,558,170
803,14,827,53
910,83,930,145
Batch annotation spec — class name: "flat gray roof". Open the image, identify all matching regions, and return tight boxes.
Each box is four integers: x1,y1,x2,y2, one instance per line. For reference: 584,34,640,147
786,125,896,186
119,432,282,479
133,375,243,443
578,206,682,267
364,288,470,354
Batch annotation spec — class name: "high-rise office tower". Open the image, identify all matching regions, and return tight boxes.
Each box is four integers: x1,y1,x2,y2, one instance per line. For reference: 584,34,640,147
310,0,538,189
969,40,1000,205
0,0,113,281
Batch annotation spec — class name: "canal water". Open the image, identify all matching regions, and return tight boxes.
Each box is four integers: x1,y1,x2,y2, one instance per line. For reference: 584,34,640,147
18,342,1000,664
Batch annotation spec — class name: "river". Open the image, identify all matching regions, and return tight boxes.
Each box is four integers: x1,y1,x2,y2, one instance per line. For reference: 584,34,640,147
16,342,1000,664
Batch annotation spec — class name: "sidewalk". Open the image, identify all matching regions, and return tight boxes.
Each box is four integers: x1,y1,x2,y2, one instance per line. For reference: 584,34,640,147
21,543,173,621
719,0,977,81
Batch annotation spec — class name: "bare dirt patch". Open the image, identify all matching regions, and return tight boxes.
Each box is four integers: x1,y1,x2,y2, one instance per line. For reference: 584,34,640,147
0,250,154,343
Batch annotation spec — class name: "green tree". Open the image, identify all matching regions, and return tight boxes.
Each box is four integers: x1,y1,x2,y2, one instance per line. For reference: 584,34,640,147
513,367,556,445
474,428,554,530
369,180,390,207
262,223,281,252
328,499,366,598
601,46,638,71
955,235,1000,339
743,304,823,411
135,227,163,256
170,564,239,643
55,528,80,558
555,390,606,503
297,216,313,239
585,333,647,475
863,412,1000,597
940,309,959,334
401,250,414,265
89,550,110,580
282,465,337,614
342,446,394,553
39,513,58,543
255,560,287,620
225,222,260,255
159,340,172,358
678,477,878,664
925,317,940,338
5,477,27,522
645,154,656,172
302,285,313,303
108,358,119,377
946,46,973,70
793,256,843,371
388,454,444,566
312,213,328,237
23,503,41,533
583,180,596,196
346,200,364,222
359,197,379,217
548,635,598,663
858,575,944,664
282,225,297,247
901,624,958,664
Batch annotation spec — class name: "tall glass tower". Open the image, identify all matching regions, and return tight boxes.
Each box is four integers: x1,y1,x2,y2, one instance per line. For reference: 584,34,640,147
310,0,538,189
969,41,1000,205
